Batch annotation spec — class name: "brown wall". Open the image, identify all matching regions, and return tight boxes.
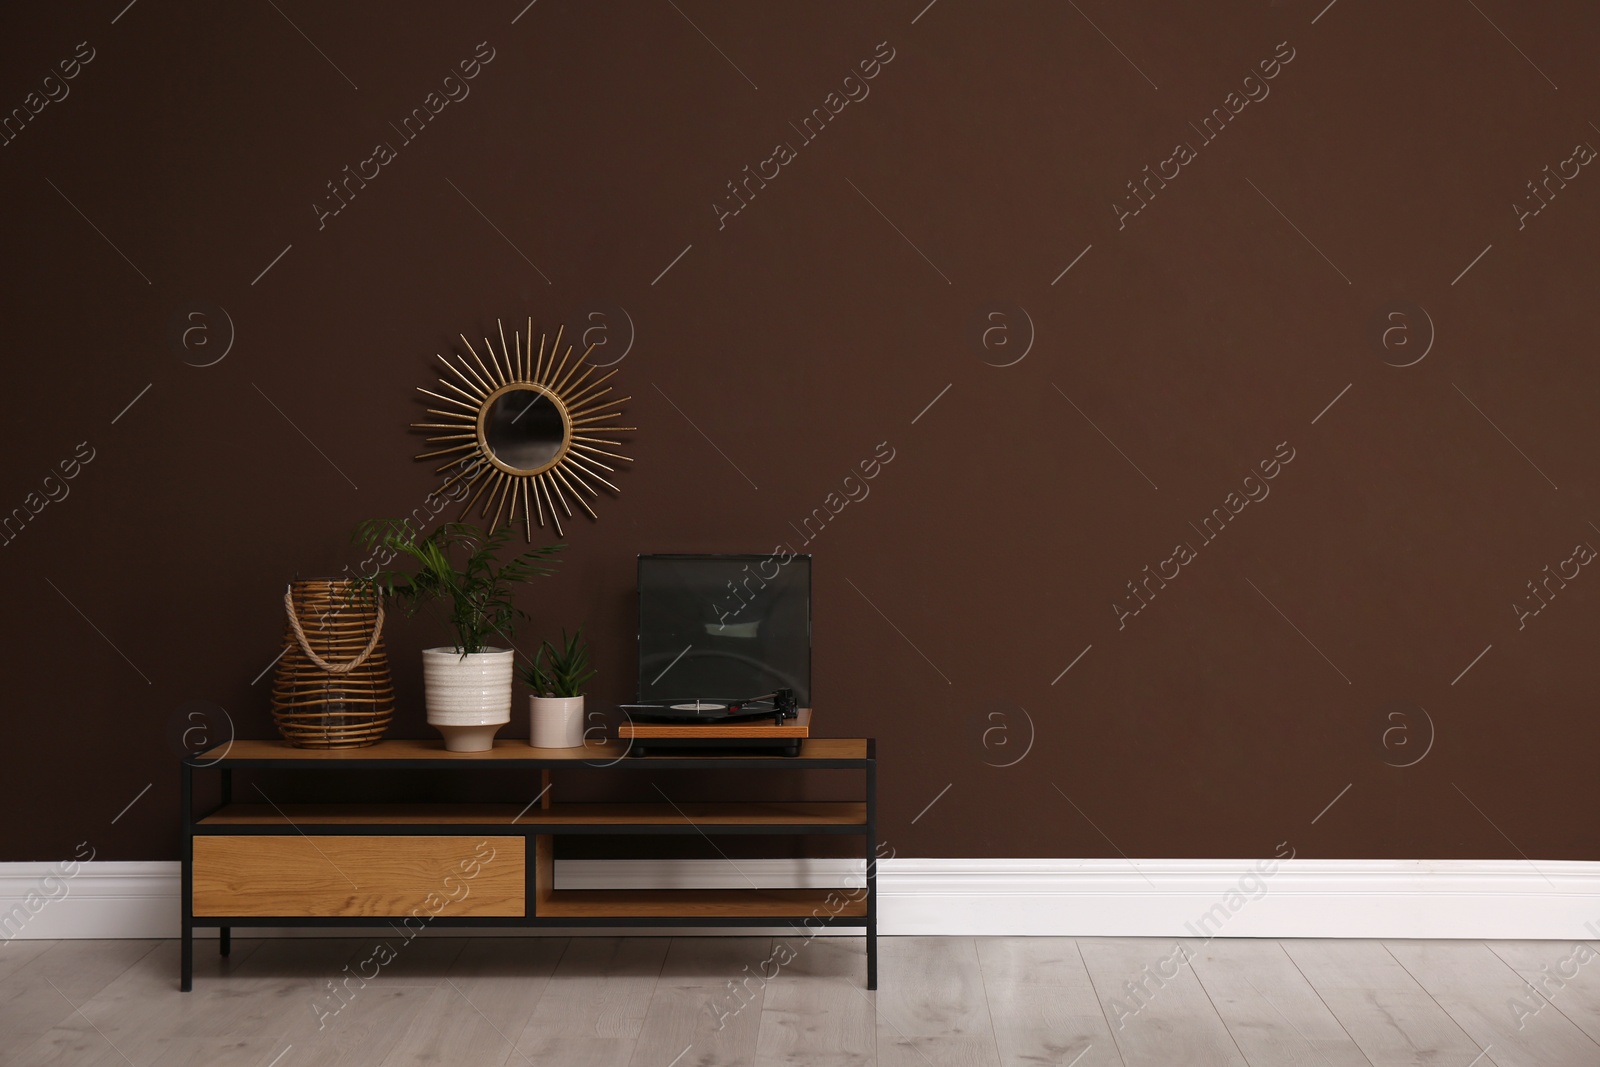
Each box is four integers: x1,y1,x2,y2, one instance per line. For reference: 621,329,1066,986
3,1,1597,863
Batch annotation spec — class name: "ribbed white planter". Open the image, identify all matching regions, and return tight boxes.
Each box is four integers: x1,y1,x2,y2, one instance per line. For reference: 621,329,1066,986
529,695,585,748
422,647,514,751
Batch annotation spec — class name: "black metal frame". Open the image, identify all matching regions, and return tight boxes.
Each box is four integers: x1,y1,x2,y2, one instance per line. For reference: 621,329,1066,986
180,741,876,992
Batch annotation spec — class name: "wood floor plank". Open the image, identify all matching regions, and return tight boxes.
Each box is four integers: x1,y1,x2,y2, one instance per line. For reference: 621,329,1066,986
1077,937,1247,1067
974,937,1122,1067
230,936,387,982
509,937,669,1067
0,939,161,1062
1385,940,1600,1067
628,938,771,1067
1488,940,1600,1046
874,937,1000,1067
1185,939,1370,1067
9,938,273,1067
379,937,569,1067
276,981,447,1067
0,939,57,982
755,936,876,1067
332,932,469,985
1281,939,1487,1066
13,935,1600,1067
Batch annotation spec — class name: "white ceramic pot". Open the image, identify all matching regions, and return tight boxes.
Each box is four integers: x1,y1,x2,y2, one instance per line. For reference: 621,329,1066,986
422,647,514,752
529,695,585,748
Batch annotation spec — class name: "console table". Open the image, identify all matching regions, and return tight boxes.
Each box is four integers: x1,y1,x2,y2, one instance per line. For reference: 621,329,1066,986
180,738,876,991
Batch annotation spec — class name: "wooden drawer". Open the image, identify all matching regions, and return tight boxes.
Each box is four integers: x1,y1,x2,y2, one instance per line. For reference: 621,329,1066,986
192,835,524,917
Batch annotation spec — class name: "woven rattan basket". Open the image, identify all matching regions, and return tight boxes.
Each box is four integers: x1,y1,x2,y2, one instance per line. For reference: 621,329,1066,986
270,578,394,748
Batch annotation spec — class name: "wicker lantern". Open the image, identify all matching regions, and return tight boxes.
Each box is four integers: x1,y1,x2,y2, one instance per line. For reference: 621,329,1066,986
270,579,394,748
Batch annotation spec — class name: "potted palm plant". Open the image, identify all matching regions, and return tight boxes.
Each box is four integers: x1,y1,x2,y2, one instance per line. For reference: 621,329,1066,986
355,519,562,751
523,628,595,748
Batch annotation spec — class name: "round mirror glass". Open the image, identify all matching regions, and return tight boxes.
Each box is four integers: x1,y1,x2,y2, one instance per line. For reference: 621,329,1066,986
483,387,566,473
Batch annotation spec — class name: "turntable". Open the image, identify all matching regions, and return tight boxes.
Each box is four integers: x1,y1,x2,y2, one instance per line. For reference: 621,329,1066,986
623,554,813,756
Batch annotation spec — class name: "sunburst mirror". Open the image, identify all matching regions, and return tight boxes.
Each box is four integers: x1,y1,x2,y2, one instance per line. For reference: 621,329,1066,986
415,319,634,539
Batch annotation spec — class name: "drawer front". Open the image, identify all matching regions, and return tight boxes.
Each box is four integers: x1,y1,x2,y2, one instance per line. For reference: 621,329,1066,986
193,835,523,917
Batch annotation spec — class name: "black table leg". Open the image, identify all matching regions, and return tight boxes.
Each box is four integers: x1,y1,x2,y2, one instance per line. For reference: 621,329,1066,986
219,928,231,957
866,756,878,990
180,758,194,991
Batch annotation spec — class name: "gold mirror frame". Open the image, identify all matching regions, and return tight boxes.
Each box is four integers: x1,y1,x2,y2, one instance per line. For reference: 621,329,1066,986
414,319,634,539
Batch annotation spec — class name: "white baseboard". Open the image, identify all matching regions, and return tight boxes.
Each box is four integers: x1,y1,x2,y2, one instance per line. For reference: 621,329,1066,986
4,858,1599,941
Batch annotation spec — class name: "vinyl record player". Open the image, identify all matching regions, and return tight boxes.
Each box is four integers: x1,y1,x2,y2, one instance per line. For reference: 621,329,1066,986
625,554,813,756
622,688,800,725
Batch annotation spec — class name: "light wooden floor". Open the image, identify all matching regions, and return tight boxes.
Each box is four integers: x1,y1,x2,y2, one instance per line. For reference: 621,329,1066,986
2,936,1597,1066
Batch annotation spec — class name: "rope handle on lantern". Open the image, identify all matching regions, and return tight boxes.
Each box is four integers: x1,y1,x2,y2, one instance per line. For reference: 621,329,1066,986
283,585,386,675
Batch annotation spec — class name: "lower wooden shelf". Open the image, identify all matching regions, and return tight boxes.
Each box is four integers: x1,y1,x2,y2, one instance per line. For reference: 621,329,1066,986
536,887,869,918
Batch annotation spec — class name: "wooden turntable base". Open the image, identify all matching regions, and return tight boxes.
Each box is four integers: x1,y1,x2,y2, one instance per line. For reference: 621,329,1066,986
619,707,812,740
